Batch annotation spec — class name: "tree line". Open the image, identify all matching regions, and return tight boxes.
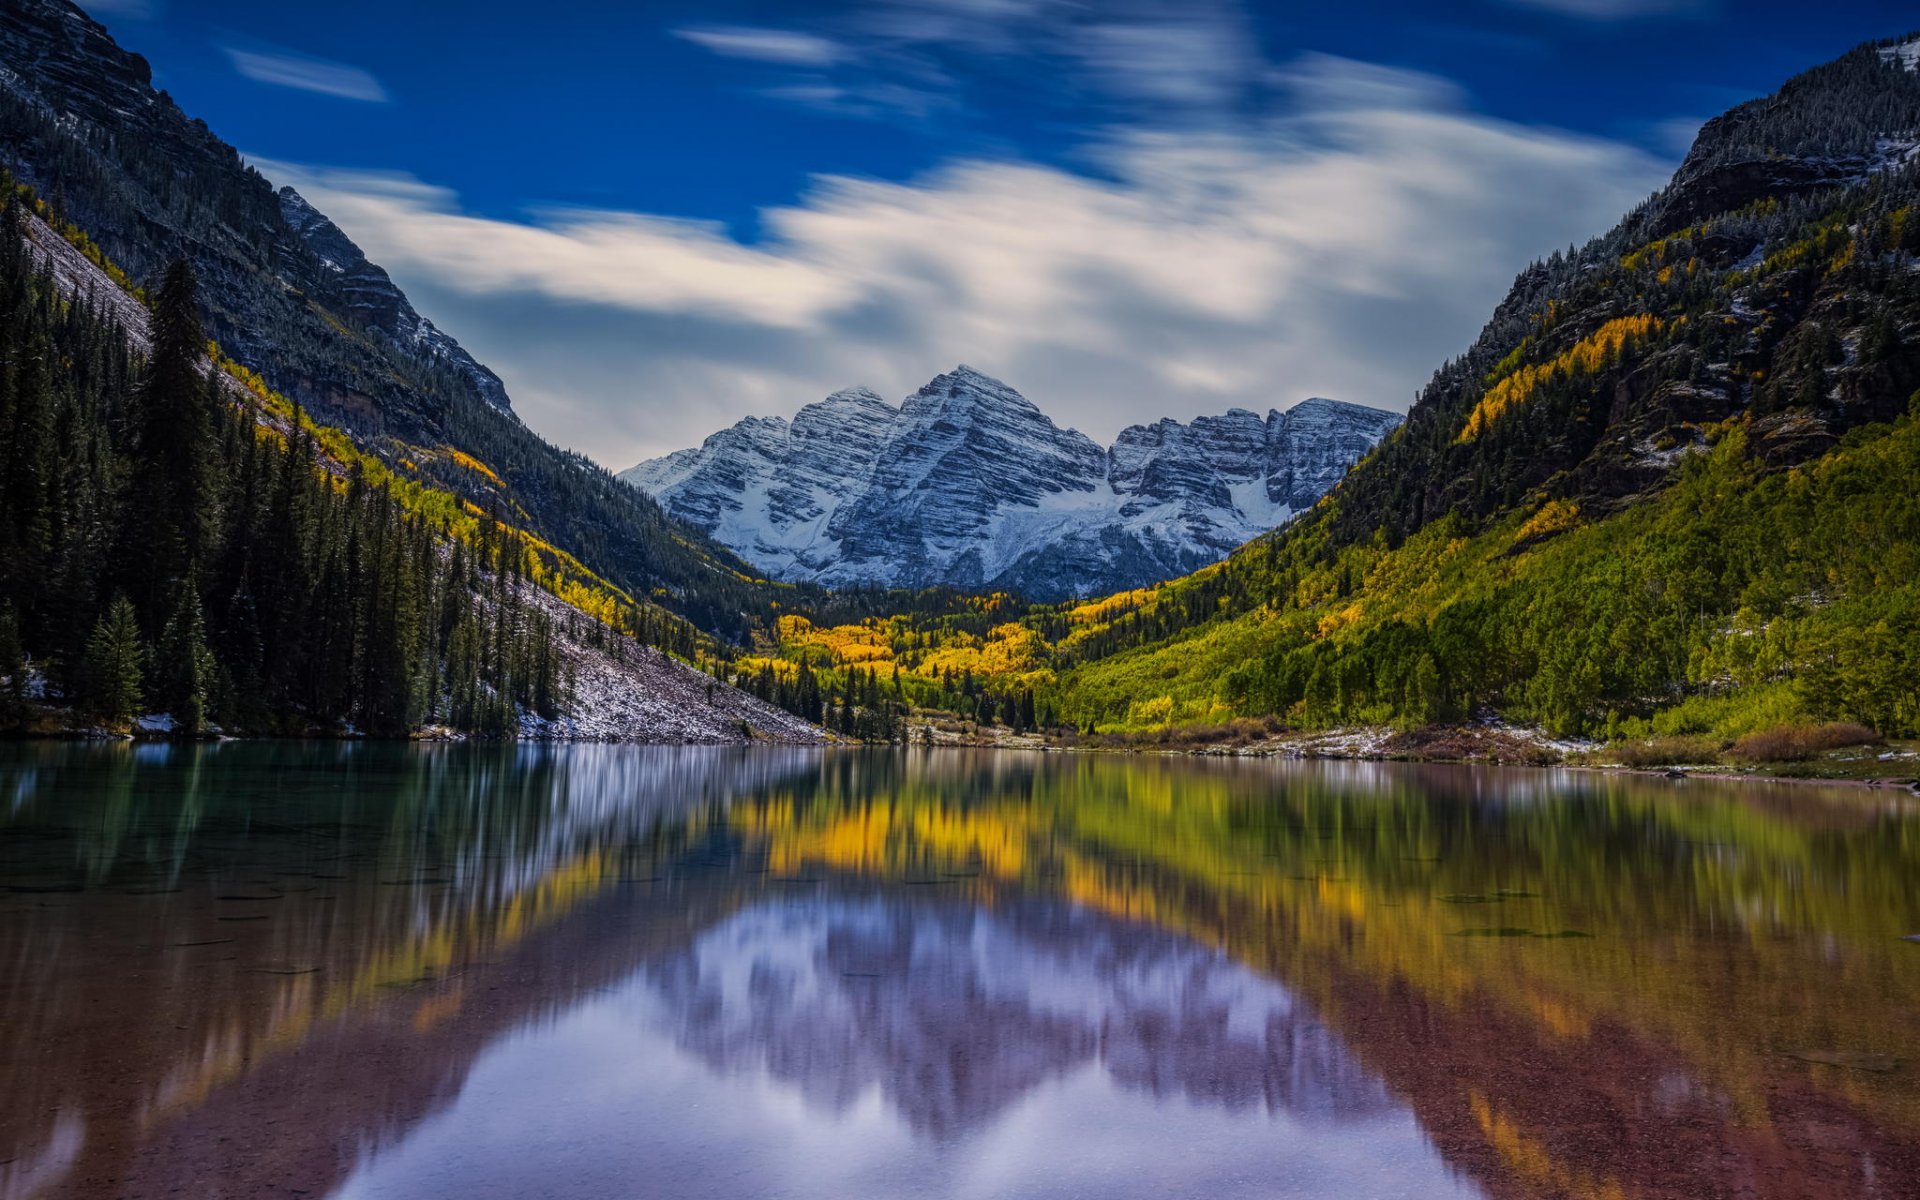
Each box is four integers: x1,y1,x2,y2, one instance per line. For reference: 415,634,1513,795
0,197,567,736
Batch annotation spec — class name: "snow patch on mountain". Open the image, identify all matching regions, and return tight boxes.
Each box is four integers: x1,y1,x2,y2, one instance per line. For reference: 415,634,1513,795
622,367,1401,599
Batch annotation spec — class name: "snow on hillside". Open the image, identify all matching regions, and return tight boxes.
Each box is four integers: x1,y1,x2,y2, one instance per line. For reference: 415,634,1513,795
1880,37,1920,72
512,577,826,744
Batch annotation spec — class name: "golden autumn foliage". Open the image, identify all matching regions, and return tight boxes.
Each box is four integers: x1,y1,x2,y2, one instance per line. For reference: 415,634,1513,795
1069,589,1156,626
1458,314,1661,443
207,354,677,647
446,448,505,487
1514,498,1582,544
919,622,1052,685
776,615,896,665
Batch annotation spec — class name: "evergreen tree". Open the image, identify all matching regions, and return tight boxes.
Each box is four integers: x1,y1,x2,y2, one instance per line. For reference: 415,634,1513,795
0,602,22,703
155,573,216,733
124,258,218,619
80,595,144,724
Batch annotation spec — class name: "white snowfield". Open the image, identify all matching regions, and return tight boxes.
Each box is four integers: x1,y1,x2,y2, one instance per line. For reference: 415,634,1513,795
622,366,1401,600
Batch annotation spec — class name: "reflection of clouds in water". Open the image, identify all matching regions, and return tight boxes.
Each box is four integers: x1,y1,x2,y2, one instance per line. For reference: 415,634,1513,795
0,1112,84,1200
643,895,1391,1138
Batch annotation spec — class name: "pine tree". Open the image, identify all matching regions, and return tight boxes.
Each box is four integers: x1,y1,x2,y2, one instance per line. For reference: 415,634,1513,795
0,601,22,702
124,258,218,619
155,574,216,733
80,594,144,724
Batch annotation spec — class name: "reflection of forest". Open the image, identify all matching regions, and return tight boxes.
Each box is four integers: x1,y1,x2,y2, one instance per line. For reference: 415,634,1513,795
1,745,1916,1200
0,742,817,1200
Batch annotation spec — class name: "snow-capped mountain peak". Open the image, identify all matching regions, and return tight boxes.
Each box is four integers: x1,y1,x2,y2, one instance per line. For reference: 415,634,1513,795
621,369,1401,599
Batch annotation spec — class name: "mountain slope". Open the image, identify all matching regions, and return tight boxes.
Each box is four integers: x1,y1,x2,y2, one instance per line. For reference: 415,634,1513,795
0,187,825,743
623,366,1400,600
0,0,776,640
1045,33,1920,741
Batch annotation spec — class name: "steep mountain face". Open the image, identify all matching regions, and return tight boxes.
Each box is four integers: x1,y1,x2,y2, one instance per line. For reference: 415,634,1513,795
626,387,898,566
622,367,1400,600
1050,33,1920,741
276,187,513,412
0,0,771,639
3,194,827,743
1320,31,1920,551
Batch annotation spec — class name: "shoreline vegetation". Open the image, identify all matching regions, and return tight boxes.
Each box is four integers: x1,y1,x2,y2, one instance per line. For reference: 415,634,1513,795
8,690,1915,790
912,712,1920,788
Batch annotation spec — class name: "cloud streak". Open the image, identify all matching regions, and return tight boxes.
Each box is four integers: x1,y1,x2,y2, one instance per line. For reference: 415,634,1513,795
261,56,1666,470
673,26,850,66
225,48,389,102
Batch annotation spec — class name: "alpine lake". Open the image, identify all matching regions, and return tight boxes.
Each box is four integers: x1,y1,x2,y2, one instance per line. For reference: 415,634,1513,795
1,742,1916,1199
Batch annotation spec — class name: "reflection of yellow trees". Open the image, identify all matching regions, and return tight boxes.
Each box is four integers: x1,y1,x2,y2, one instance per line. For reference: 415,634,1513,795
739,792,1034,881
733,757,1920,1194
1472,1090,1628,1200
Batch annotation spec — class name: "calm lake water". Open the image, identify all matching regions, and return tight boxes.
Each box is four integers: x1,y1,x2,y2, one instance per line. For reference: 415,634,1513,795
0,744,1916,1200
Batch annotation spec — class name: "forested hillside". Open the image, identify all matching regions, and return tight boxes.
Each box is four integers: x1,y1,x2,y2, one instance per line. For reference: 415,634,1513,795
1037,35,1920,742
0,0,788,641
0,197,567,735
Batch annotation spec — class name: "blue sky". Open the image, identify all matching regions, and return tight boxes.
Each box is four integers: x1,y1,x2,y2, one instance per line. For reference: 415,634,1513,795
83,0,1920,466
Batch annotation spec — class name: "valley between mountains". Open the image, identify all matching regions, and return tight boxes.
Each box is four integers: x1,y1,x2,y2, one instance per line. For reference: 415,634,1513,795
0,0,1917,779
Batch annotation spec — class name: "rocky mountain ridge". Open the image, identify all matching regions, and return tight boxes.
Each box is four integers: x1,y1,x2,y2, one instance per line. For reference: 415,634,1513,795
623,367,1401,600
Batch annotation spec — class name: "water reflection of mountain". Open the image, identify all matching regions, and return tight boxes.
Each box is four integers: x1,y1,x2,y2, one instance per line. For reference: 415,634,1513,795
4,744,1918,1200
645,893,1392,1138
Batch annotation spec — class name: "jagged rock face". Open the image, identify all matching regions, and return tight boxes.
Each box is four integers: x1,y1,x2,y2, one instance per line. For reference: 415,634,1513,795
0,0,512,422
278,189,512,411
622,367,1401,599
623,387,897,576
827,368,1111,589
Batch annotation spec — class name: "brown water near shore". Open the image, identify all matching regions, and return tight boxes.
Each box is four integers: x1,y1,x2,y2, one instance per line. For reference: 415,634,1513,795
2,743,1916,1199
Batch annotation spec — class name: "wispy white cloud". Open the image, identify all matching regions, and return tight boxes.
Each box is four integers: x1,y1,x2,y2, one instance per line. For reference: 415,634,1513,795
1646,114,1707,156
673,26,850,67
1070,15,1262,107
703,0,1278,122
224,47,389,102
260,56,1667,470
760,79,958,121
